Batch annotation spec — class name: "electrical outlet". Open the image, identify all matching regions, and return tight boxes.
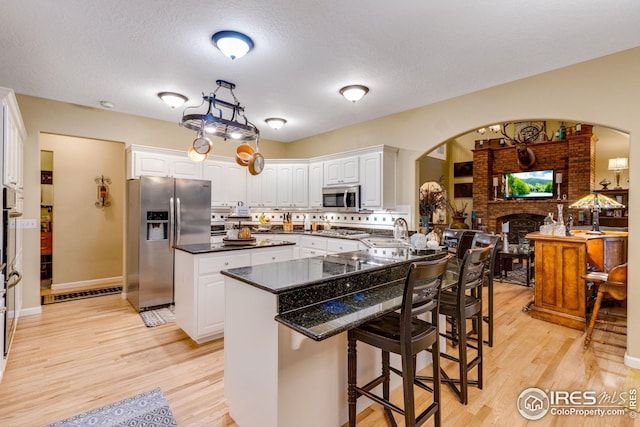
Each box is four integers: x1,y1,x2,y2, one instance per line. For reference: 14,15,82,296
20,218,38,229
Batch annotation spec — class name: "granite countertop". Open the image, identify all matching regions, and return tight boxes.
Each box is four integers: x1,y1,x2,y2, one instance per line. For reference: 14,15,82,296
175,239,296,254
221,248,449,340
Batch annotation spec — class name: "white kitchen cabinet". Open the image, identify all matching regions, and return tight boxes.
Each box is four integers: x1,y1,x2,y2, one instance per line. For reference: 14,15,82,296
1,88,26,191
360,146,398,210
203,158,247,207
251,247,294,266
126,145,203,179
308,161,324,207
323,155,359,186
247,163,277,208
276,163,308,208
298,235,329,258
175,250,252,343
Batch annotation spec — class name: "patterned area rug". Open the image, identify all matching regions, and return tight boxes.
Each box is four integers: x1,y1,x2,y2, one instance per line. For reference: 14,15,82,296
139,306,175,327
42,286,122,304
44,388,177,427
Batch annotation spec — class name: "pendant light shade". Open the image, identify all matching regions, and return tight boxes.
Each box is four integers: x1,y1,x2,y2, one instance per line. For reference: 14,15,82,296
340,85,369,102
212,31,254,60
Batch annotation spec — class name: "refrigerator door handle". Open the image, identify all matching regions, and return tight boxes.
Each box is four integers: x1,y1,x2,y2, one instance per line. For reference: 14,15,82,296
176,197,182,245
169,196,175,248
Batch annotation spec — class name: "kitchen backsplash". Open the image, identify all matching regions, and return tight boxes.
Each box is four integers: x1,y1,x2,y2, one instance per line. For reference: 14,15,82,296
211,207,412,230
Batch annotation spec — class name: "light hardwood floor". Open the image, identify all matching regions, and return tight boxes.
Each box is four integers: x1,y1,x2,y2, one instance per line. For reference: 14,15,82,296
0,281,636,426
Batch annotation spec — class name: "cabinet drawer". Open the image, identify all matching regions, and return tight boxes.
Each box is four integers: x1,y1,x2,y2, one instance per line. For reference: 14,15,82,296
199,253,251,274
326,239,362,253
300,236,328,250
252,248,294,266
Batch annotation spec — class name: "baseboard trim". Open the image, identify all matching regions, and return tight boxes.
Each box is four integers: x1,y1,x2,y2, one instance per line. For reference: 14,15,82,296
19,305,42,317
51,276,123,291
624,352,640,369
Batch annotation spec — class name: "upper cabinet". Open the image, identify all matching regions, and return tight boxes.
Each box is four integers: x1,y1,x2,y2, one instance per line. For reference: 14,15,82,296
308,161,323,208
247,162,277,208
203,157,247,207
1,88,26,191
360,146,398,210
323,155,359,186
276,163,308,208
127,145,202,179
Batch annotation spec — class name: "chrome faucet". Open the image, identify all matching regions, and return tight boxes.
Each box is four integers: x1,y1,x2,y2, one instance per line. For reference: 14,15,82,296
393,217,409,241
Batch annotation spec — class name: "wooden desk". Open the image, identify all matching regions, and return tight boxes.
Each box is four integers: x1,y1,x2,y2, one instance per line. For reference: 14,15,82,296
525,231,627,330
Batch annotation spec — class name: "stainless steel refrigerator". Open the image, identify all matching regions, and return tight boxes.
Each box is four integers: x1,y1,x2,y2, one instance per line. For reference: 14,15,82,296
127,176,211,311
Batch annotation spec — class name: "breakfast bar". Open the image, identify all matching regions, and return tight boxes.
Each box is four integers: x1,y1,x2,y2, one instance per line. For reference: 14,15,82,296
221,248,446,427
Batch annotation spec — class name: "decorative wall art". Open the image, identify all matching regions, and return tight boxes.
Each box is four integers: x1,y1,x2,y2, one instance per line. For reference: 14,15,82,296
514,121,546,142
454,183,473,198
453,161,473,177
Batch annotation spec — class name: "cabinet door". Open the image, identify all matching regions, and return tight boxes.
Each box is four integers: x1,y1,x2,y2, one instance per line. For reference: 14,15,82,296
276,164,293,207
133,151,171,177
203,161,225,206
197,273,226,338
360,152,382,208
260,165,278,207
291,164,308,207
340,156,360,184
204,160,247,207
171,156,202,179
324,160,342,186
309,161,323,207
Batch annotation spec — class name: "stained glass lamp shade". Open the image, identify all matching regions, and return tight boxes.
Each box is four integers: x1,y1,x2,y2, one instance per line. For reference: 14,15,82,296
570,192,625,234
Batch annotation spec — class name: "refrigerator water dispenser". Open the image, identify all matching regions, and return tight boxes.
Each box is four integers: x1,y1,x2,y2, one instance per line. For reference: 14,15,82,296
146,211,168,241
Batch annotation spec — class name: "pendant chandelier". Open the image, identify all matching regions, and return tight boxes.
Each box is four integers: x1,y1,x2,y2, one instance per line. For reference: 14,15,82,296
180,80,262,171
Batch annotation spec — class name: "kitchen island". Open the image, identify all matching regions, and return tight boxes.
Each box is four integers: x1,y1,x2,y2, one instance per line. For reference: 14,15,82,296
221,248,446,427
174,239,296,343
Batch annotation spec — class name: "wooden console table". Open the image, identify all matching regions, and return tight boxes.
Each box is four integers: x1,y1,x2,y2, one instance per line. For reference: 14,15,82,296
525,231,627,330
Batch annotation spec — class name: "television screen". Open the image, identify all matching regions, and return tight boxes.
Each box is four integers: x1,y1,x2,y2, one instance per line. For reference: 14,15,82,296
503,169,554,199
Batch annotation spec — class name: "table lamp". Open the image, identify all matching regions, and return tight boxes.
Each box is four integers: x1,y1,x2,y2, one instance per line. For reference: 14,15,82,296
569,192,624,234
608,157,628,189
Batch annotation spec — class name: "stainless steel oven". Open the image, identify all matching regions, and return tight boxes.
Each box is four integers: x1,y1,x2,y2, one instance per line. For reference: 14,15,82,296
3,187,22,356
322,185,360,212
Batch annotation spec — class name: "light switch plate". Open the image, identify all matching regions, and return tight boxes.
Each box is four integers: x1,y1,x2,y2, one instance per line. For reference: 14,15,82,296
21,218,38,229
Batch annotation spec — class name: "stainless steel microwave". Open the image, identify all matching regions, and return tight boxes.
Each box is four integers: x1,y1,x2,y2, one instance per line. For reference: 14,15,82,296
322,185,360,212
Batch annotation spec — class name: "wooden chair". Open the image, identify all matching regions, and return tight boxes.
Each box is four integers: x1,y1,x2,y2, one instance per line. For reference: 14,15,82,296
441,229,465,255
583,263,627,349
347,255,452,427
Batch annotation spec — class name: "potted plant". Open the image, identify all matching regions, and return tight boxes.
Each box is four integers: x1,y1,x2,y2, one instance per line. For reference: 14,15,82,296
419,180,447,233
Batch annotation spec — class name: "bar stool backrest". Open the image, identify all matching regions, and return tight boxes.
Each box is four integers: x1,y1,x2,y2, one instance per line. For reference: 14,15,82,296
400,255,452,341
455,247,491,308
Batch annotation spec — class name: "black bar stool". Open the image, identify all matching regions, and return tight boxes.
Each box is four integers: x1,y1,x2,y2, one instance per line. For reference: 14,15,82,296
470,233,500,347
347,255,452,427
421,246,490,405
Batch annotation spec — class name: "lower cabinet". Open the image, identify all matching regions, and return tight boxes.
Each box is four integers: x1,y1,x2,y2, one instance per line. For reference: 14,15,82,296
174,246,294,343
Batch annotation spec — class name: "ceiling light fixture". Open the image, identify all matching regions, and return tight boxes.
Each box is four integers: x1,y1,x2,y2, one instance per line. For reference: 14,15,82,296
158,92,188,108
180,79,263,172
339,85,369,102
212,30,254,60
265,118,287,130
99,100,114,109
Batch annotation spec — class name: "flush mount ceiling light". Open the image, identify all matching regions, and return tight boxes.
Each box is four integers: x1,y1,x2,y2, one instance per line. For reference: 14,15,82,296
157,92,188,108
180,79,263,173
265,118,287,130
339,85,369,102
99,100,114,109
212,30,254,60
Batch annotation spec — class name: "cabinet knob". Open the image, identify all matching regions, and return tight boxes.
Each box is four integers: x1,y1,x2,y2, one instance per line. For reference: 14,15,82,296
224,262,229,266
272,256,276,260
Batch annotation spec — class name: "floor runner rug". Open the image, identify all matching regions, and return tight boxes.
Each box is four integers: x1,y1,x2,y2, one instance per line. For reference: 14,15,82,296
139,305,175,327
43,387,177,426
42,286,122,304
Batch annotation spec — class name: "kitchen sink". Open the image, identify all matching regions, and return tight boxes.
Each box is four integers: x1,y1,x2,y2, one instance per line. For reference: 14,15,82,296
361,237,411,248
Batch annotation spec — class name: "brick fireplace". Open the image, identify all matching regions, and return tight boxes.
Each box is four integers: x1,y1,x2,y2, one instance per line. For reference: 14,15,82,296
472,124,595,234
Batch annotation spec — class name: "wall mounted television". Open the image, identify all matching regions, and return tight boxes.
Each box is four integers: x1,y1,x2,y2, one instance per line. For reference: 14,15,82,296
503,169,554,199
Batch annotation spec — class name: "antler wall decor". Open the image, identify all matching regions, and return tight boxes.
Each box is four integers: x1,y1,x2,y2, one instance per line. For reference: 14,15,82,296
498,122,542,170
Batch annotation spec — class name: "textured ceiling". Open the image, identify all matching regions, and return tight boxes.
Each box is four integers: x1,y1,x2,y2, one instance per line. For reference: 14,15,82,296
1,1,639,142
